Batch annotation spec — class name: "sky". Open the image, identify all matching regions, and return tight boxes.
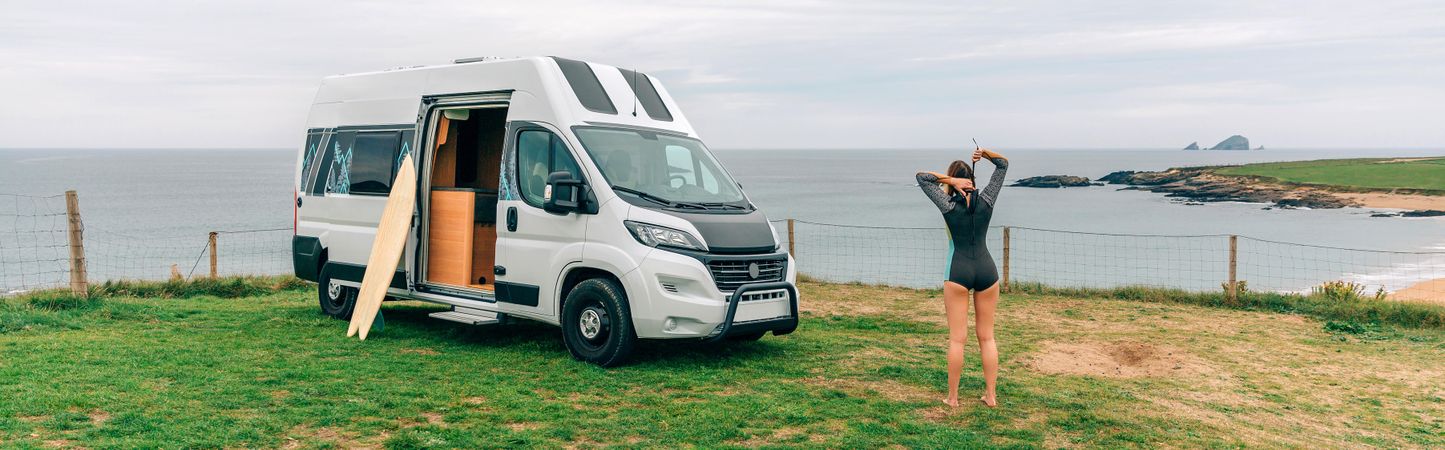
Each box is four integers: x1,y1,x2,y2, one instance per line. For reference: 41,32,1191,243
2,0,1443,150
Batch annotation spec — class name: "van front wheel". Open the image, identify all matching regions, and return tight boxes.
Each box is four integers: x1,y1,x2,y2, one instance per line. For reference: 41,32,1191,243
561,278,636,367
317,264,358,320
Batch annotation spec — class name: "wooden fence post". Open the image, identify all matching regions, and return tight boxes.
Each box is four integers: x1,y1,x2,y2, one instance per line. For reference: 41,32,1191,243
1002,226,1011,293
786,219,796,257
208,232,219,278
64,190,87,296
1228,235,1238,303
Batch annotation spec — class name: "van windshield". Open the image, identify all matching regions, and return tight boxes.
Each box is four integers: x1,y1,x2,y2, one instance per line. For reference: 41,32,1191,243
573,127,748,209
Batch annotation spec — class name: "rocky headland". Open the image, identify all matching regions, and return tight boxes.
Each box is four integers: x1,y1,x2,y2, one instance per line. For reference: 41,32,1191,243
1098,167,1352,208
1097,167,1445,215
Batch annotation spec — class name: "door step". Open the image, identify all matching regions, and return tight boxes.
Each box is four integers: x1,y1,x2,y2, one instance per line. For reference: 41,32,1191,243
428,306,502,325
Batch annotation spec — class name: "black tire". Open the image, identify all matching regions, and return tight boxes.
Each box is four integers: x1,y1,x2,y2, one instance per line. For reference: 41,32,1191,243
728,331,767,342
317,264,358,320
561,278,636,367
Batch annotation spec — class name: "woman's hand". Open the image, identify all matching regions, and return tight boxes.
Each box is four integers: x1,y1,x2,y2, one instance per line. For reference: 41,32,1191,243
972,149,984,163
949,178,975,192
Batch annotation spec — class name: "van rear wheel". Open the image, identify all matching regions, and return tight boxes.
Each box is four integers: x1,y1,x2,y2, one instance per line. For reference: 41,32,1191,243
561,278,635,367
318,264,358,320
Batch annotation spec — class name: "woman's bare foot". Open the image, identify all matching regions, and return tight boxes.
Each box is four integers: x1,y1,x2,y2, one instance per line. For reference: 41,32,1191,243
941,397,959,408
979,394,997,407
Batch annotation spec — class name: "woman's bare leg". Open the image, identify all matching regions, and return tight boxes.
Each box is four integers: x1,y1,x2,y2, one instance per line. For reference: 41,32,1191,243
942,281,970,407
973,282,1000,407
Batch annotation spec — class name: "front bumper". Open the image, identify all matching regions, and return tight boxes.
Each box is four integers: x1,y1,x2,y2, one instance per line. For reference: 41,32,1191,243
628,248,798,339
702,281,799,342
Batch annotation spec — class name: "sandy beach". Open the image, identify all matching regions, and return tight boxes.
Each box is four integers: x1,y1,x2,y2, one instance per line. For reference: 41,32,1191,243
1340,193,1445,211
1391,278,1445,305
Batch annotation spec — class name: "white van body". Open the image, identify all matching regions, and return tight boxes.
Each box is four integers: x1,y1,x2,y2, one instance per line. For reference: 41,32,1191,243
292,57,798,365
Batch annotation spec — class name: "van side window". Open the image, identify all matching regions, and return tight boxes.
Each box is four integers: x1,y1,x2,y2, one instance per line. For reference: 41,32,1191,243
319,132,356,194
299,132,326,194
349,131,401,195
517,130,581,207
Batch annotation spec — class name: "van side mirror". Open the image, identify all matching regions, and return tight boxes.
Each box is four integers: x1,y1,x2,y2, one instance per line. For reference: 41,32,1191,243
544,171,585,214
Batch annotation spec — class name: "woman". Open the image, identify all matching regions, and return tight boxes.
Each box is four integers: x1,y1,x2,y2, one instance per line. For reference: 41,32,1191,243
915,147,1008,408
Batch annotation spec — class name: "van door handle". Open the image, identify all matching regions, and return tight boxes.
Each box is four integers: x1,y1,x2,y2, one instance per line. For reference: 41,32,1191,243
506,207,518,232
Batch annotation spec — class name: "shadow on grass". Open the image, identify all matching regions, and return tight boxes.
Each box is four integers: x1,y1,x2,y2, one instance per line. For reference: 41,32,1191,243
357,301,787,368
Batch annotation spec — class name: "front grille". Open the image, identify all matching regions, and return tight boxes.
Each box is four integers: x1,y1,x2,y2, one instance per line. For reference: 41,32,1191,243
707,258,786,292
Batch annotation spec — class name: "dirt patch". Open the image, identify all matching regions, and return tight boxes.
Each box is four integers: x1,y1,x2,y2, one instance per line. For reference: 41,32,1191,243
400,348,440,356
1024,341,1211,378
87,410,109,426
41,440,74,449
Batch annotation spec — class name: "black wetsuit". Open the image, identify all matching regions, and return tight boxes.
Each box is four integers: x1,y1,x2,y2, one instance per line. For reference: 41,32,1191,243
916,156,1008,290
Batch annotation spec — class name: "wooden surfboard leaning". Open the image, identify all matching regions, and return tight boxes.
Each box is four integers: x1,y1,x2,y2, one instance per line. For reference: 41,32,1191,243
347,153,418,340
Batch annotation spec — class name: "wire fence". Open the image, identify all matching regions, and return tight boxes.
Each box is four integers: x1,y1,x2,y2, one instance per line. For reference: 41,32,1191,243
1,191,292,295
773,220,1445,303
3,190,1442,304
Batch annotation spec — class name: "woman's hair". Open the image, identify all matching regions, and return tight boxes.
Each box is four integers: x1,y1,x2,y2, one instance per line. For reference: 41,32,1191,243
943,160,974,196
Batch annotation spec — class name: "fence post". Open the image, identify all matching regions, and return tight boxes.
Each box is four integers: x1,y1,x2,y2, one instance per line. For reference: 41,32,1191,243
1002,226,1011,293
208,232,219,278
64,190,87,296
786,219,796,257
1227,235,1238,303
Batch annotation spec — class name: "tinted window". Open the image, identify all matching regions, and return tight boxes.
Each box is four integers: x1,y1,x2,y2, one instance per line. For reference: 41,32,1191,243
349,132,401,195
553,57,617,114
309,132,348,195
299,132,325,194
516,130,581,207
619,68,673,121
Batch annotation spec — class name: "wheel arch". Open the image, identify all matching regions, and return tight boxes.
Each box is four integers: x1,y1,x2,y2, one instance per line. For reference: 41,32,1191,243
556,265,625,318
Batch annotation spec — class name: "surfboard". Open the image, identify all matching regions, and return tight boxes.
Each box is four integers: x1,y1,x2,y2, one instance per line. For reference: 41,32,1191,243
347,153,417,340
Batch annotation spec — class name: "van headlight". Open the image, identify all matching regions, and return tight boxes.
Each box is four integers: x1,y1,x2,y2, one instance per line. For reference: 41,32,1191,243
625,220,707,252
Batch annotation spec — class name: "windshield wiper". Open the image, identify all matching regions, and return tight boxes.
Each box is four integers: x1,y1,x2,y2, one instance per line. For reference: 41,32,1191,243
696,202,749,210
611,185,676,207
611,186,711,210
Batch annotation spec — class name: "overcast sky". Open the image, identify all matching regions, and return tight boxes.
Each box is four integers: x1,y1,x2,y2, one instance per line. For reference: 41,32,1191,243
3,0,1443,150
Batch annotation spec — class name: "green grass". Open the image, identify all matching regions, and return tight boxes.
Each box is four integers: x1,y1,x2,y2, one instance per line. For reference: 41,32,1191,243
2,278,1442,448
1213,157,1445,193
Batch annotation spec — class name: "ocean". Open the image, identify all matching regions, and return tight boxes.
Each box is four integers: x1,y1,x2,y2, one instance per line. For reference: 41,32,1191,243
2,148,1442,293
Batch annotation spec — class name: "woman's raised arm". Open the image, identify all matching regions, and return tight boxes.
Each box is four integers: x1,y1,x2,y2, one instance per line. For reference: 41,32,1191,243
916,172,957,213
977,149,1009,205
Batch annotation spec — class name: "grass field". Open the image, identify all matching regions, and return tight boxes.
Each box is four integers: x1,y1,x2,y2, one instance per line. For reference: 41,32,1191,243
1214,157,1445,193
3,279,1443,448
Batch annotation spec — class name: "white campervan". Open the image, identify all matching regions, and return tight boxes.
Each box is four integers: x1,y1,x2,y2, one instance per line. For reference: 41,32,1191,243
292,57,798,366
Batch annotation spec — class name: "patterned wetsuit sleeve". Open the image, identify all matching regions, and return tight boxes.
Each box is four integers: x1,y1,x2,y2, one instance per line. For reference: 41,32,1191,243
978,156,1009,205
916,172,956,213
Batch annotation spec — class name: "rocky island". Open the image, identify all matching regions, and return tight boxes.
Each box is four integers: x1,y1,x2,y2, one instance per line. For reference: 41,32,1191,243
1182,135,1255,150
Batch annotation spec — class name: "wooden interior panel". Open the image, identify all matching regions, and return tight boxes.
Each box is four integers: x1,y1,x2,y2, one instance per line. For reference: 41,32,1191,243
431,117,458,188
471,224,497,286
426,191,473,286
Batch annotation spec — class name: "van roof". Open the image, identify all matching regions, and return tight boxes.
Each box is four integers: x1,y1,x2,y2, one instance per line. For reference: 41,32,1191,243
306,56,697,138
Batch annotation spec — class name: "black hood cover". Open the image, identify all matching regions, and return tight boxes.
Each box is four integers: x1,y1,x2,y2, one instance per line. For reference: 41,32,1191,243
661,209,777,254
